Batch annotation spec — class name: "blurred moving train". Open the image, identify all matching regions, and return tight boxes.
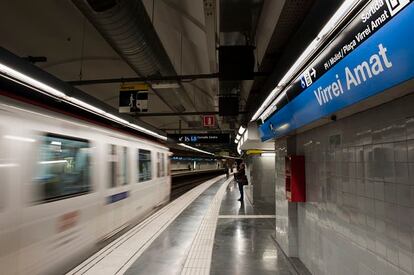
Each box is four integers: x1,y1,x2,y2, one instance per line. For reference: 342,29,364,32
0,95,171,274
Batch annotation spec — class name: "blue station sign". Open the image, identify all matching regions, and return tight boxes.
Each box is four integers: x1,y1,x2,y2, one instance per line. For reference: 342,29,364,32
260,0,414,141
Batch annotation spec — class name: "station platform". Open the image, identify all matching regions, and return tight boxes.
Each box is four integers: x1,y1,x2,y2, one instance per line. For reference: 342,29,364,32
67,175,300,275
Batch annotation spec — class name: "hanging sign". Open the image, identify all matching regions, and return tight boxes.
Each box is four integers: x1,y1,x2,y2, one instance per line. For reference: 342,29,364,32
119,83,149,113
203,115,216,127
168,133,230,144
260,0,414,141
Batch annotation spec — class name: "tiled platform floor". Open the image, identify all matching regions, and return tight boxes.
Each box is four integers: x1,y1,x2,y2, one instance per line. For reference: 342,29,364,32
70,176,300,275
210,181,295,275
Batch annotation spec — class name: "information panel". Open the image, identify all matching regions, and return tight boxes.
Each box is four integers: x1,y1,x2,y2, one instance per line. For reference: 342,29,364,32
168,134,230,144
260,0,414,141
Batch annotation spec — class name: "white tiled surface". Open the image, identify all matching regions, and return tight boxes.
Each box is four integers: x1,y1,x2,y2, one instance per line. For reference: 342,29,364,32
275,139,299,257
180,177,232,275
246,155,276,206
67,175,225,275
295,94,414,275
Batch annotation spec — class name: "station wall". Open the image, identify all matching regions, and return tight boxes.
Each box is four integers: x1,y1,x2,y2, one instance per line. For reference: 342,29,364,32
245,155,275,214
275,139,300,257
294,92,414,274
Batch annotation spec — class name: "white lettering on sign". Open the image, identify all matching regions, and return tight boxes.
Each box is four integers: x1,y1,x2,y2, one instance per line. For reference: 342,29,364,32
371,9,390,30
355,25,372,43
314,74,344,106
361,0,385,23
314,43,392,106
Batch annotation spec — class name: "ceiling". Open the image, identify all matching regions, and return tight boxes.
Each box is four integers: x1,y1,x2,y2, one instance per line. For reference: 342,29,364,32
0,0,342,154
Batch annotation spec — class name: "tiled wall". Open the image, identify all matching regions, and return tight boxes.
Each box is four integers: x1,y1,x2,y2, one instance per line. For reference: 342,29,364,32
250,155,276,207
295,93,414,275
275,139,299,257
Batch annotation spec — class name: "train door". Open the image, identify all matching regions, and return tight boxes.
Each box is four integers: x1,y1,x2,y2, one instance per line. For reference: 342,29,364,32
18,130,97,274
0,123,21,275
104,144,130,236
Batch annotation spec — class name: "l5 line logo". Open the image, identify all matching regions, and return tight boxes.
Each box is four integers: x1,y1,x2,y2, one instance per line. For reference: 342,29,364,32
385,0,410,16
300,67,316,88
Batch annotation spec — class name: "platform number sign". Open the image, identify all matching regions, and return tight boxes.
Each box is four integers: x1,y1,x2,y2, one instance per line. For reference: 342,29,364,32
119,83,149,113
203,115,215,127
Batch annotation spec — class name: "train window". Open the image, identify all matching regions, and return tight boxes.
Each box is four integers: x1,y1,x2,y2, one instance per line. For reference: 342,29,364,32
109,145,117,188
157,152,162,177
156,152,165,177
167,156,171,176
138,149,151,182
34,133,91,202
156,153,160,177
108,145,129,187
120,146,128,185
161,153,165,177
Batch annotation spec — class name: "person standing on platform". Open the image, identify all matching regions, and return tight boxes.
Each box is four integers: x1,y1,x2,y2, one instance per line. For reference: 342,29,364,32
236,162,247,202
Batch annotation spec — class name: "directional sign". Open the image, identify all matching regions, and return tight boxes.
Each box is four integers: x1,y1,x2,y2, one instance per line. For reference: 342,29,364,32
119,83,149,113
168,134,230,144
203,115,215,127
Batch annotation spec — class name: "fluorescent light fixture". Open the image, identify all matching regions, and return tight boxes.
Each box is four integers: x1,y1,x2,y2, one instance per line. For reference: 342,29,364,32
277,123,289,131
238,126,246,135
221,155,241,160
251,0,360,122
51,141,62,146
128,123,166,140
260,90,287,121
261,152,275,157
39,160,68,164
3,135,35,143
237,129,249,147
0,63,66,98
67,97,106,115
237,143,242,155
151,83,180,89
0,63,167,140
104,112,129,125
178,143,215,156
236,134,241,140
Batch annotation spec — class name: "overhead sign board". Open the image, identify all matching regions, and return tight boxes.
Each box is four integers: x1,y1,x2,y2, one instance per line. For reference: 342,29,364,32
203,115,215,127
119,83,149,113
260,0,414,141
168,134,230,144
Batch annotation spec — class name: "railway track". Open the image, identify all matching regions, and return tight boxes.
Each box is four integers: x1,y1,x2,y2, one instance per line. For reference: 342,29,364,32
170,169,226,200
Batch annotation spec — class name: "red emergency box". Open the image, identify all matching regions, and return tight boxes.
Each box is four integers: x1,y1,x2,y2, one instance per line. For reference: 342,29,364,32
285,155,306,202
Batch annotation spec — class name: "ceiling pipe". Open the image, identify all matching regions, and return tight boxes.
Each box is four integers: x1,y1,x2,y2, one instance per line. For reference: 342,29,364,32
72,0,199,122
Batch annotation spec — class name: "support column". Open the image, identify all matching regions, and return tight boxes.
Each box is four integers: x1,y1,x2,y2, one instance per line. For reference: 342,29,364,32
275,136,299,257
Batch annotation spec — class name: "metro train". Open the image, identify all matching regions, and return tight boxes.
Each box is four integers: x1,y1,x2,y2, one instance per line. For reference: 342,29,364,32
0,95,171,274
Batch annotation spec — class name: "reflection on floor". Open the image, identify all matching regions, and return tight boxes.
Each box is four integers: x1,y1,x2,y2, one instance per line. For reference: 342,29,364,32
211,181,296,275
124,178,226,275
123,179,299,275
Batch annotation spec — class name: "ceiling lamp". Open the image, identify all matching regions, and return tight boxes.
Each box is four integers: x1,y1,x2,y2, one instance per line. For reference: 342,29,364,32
0,63,167,140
